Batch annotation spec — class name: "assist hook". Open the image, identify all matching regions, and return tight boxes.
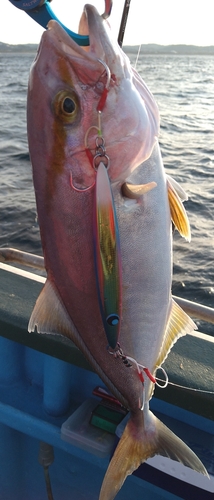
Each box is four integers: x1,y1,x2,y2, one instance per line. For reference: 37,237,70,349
8,0,113,46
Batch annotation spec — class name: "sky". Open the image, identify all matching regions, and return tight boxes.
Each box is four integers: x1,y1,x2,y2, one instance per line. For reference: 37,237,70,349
1,0,214,46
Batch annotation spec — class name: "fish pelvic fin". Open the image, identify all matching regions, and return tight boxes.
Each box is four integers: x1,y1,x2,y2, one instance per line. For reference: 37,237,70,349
99,409,208,500
121,181,157,199
167,178,191,241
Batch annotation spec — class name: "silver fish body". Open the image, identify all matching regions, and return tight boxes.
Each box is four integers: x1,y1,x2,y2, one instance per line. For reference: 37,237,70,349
113,142,172,402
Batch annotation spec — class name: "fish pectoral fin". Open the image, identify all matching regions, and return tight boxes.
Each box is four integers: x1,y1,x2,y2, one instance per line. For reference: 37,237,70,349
166,174,188,201
167,179,191,241
28,279,74,339
155,299,197,368
121,181,157,199
99,410,208,500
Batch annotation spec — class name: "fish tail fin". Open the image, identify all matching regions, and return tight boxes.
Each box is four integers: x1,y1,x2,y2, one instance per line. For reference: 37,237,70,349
99,409,208,500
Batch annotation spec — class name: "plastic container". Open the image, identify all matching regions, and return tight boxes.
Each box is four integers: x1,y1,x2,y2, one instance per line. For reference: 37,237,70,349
61,398,115,458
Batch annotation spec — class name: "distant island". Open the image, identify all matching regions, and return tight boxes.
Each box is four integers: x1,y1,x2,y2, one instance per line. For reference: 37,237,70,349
0,41,214,56
124,44,214,56
0,41,38,53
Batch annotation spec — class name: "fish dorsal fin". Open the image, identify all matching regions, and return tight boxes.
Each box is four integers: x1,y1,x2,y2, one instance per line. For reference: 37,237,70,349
28,279,74,338
155,299,197,368
167,179,191,241
122,181,157,199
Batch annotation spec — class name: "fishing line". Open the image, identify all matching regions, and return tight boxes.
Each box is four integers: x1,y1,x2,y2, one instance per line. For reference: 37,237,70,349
108,345,213,394
154,366,168,388
134,44,142,69
126,357,168,388
84,58,111,167
155,377,214,395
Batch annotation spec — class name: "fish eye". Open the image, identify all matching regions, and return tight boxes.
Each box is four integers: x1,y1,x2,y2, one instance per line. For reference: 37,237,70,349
52,90,80,123
63,97,76,114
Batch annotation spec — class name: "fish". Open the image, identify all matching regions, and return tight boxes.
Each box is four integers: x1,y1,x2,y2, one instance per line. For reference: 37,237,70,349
27,4,208,499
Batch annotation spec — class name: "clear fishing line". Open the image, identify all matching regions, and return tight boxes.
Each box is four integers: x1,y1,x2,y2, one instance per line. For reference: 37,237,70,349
155,378,214,394
135,44,142,69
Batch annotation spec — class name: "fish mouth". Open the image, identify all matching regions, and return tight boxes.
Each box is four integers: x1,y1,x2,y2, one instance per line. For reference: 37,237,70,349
40,4,121,86
34,5,156,184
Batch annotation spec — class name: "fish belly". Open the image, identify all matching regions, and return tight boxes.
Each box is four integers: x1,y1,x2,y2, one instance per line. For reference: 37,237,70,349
115,142,172,389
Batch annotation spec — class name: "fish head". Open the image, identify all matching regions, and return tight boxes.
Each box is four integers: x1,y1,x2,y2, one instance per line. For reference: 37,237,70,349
27,4,159,190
